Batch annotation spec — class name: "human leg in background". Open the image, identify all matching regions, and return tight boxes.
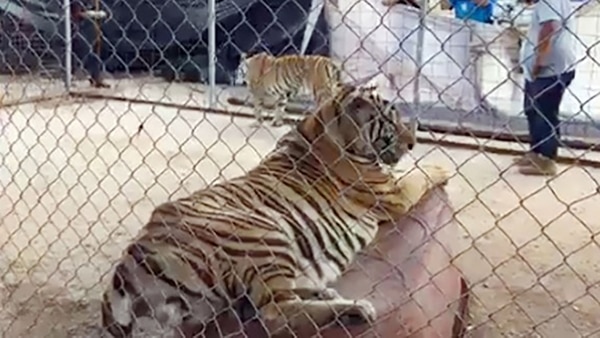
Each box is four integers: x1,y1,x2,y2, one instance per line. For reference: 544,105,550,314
71,2,110,88
84,29,110,88
518,71,575,176
512,79,537,165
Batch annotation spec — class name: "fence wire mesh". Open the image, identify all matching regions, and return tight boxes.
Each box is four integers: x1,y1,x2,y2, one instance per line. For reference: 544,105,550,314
1,0,600,337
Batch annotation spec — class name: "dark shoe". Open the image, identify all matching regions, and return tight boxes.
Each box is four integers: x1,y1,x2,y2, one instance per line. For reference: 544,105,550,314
512,152,535,166
89,77,110,88
518,155,558,176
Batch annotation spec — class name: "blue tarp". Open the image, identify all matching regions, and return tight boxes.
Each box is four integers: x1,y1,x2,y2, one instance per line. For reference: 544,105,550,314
0,0,330,83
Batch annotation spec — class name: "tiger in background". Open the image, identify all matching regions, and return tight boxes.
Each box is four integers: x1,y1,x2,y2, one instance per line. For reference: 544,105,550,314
101,83,451,338
240,52,343,128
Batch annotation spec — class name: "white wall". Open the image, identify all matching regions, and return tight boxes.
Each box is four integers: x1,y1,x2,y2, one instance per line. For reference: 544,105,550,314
328,0,600,121
328,2,477,110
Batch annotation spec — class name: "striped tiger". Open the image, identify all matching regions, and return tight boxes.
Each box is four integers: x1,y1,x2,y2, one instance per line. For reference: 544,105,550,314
240,52,343,128
101,83,451,337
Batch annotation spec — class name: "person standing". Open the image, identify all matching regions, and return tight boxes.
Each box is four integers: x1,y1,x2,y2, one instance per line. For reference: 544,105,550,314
514,0,577,176
71,1,110,88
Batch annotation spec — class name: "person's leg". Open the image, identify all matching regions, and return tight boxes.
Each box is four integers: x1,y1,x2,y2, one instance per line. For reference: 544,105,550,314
519,71,575,175
85,49,110,88
532,72,574,158
513,79,537,164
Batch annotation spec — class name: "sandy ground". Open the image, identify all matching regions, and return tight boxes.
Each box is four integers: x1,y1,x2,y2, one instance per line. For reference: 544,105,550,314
1,77,600,337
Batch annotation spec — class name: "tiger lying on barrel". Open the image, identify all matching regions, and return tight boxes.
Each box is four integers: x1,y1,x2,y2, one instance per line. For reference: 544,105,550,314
241,52,342,128
101,83,451,337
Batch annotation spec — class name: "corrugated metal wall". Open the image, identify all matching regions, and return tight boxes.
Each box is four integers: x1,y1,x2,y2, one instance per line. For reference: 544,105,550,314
0,13,63,76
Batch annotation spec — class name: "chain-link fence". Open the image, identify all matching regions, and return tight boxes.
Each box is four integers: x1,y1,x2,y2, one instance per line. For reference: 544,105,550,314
2,0,600,336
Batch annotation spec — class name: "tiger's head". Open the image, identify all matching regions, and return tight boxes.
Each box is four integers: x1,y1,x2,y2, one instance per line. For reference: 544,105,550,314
299,83,416,167
240,52,274,83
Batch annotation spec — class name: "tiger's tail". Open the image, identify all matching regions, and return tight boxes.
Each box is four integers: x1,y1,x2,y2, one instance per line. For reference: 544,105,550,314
101,254,138,338
101,240,223,337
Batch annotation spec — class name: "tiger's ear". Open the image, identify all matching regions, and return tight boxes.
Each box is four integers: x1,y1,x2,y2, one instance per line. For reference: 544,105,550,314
337,86,377,126
330,82,378,115
358,82,378,93
344,92,372,113
240,52,248,60
338,83,376,105
332,82,358,103
409,118,418,134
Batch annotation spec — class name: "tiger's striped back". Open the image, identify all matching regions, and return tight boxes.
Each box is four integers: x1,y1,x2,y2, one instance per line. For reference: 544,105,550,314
101,83,450,338
242,52,342,105
241,52,343,127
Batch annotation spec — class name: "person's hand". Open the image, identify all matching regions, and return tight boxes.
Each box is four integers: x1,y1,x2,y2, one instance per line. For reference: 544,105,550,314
531,62,543,79
440,0,453,10
473,0,489,6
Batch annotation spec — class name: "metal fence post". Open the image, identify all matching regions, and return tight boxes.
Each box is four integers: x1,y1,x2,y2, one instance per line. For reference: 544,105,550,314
208,0,216,108
63,0,73,91
412,0,429,124
300,0,325,56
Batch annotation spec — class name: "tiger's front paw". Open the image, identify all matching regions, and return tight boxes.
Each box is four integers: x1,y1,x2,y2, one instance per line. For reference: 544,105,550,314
251,119,264,128
309,288,342,300
337,299,376,327
381,0,398,6
420,164,451,187
271,119,285,127
319,288,342,300
293,287,342,300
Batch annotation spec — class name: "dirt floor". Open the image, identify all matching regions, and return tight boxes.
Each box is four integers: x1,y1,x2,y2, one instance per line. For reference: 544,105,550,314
1,77,600,337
